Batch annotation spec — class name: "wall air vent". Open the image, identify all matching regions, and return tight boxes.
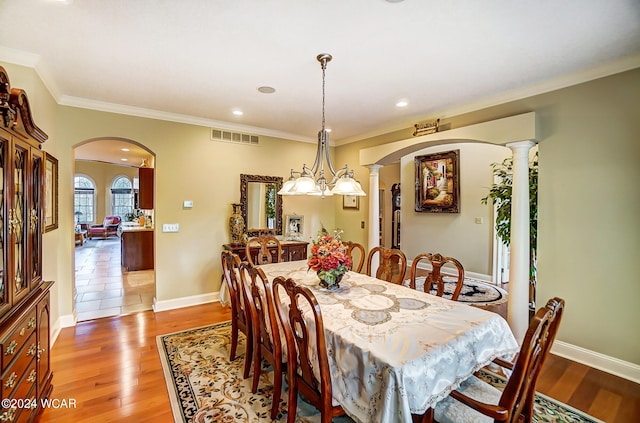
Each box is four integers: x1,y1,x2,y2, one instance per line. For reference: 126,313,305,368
211,128,259,145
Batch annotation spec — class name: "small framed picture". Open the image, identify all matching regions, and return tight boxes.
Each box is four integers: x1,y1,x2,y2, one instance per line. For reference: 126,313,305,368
285,214,304,240
44,153,59,232
343,195,359,210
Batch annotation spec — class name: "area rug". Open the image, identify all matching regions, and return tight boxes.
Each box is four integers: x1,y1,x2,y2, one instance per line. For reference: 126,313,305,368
157,321,602,423
404,276,509,306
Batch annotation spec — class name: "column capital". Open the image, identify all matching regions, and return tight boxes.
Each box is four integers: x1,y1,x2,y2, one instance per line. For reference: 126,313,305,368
506,140,535,151
365,164,383,174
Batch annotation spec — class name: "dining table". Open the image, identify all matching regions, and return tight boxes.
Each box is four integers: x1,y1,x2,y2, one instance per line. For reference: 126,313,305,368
259,260,519,423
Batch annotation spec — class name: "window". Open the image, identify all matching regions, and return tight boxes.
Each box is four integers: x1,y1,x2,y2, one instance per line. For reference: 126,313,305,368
111,176,133,218
74,175,95,224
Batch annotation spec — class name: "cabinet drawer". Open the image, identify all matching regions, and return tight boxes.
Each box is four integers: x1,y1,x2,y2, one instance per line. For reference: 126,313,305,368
0,360,37,422
1,332,37,399
1,311,37,372
286,245,308,261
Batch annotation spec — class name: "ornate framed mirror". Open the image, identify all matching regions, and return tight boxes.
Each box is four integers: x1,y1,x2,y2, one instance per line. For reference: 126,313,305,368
240,174,283,237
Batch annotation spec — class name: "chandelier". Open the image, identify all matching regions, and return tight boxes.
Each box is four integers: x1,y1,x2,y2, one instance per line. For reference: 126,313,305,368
278,54,366,197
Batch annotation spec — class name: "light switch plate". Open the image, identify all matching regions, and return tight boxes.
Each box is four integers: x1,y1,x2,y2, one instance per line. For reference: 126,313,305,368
162,223,179,232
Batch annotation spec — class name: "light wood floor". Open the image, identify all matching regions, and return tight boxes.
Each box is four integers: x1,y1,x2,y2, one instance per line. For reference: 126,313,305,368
36,302,639,423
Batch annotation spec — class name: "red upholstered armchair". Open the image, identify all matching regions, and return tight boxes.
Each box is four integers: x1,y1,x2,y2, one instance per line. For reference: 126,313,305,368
87,215,122,239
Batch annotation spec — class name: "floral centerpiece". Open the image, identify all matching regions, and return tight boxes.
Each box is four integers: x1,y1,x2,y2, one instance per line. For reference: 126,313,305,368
308,229,352,289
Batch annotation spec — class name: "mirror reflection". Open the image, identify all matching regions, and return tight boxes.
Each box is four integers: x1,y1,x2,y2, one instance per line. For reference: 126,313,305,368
240,174,283,237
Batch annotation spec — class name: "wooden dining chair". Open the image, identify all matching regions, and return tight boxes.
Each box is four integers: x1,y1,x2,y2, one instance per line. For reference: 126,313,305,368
345,241,365,273
245,235,283,266
272,276,347,423
220,250,253,379
491,297,565,422
416,297,565,423
366,246,407,284
410,253,465,301
239,262,286,420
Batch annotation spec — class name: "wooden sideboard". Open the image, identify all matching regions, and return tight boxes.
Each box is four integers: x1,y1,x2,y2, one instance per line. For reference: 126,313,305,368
223,241,308,263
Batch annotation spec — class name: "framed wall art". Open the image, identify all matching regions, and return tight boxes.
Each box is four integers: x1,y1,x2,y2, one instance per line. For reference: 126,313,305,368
415,149,460,213
342,195,359,210
285,214,304,240
44,152,59,232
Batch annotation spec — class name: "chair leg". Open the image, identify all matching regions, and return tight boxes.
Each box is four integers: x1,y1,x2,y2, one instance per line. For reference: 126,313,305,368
243,330,253,379
229,323,238,361
270,361,283,420
286,369,298,423
250,345,262,393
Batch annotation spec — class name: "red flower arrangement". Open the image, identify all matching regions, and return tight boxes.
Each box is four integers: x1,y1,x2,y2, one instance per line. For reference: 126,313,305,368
307,229,352,288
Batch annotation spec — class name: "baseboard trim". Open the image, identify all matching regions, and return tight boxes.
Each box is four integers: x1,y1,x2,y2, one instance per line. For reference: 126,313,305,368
58,313,77,328
152,292,220,312
551,340,640,384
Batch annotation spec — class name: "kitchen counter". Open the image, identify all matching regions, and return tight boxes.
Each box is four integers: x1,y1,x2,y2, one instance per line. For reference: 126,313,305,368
121,228,154,271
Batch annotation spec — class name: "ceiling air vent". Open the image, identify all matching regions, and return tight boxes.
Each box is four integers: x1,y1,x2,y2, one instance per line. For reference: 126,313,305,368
211,128,259,145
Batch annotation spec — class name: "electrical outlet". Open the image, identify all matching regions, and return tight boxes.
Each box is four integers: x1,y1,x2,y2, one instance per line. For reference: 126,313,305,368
162,223,180,232
360,221,365,229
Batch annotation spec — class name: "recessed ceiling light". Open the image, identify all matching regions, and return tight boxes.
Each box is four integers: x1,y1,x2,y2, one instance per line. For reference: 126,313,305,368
120,158,128,162
121,148,130,152
232,110,243,116
257,86,276,94
396,100,408,108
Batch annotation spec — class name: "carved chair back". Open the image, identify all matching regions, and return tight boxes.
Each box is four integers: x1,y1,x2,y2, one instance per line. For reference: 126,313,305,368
245,235,282,265
239,262,285,420
221,250,252,378
345,241,365,273
273,277,346,423
366,246,407,284
410,253,465,301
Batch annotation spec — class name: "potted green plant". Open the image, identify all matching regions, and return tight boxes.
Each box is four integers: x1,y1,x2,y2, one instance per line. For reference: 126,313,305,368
481,152,538,312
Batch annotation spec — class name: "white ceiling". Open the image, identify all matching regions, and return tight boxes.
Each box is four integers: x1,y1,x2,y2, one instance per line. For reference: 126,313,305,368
1,0,639,162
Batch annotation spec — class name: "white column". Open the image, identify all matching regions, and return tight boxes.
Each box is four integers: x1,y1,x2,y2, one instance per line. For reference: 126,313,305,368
367,165,382,274
506,140,535,342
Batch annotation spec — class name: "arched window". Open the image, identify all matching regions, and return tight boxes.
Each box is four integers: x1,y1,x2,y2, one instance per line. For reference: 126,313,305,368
74,175,95,224
111,176,133,218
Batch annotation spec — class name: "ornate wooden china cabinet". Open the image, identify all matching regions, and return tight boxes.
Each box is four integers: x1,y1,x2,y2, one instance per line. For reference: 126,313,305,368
0,66,54,422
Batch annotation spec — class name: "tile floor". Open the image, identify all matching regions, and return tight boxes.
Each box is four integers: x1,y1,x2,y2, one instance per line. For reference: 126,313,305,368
74,237,155,321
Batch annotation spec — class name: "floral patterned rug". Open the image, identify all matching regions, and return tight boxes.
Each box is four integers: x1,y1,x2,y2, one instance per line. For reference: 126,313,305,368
157,321,602,423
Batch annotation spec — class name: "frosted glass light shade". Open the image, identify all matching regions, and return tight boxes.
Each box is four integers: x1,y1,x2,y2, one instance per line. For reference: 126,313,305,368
331,176,367,196
277,179,296,195
288,176,322,195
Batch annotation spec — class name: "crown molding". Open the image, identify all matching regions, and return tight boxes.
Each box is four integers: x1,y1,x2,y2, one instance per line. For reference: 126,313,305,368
58,95,314,143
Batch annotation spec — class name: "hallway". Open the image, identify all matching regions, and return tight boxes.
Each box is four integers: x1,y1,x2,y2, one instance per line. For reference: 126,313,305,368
74,237,155,321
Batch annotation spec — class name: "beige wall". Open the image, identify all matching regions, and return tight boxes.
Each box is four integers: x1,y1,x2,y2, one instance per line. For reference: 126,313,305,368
3,60,638,369
74,161,138,224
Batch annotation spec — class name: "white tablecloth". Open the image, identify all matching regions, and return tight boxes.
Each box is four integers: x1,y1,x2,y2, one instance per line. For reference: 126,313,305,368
260,260,518,423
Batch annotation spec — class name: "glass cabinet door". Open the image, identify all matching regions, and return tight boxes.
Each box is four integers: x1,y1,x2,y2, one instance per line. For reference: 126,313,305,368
29,149,43,289
0,136,7,315
11,140,28,304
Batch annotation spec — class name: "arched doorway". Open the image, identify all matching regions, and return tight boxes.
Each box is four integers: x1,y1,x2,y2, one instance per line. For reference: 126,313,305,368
360,112,537,341
73,138,156,321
